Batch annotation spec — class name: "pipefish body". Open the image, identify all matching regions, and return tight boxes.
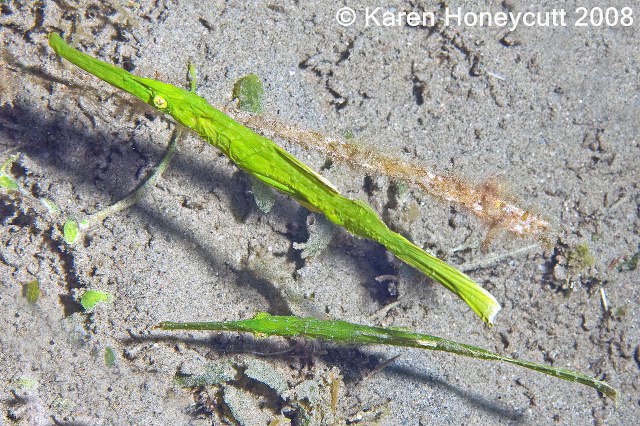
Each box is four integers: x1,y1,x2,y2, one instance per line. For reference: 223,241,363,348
47,33,501,325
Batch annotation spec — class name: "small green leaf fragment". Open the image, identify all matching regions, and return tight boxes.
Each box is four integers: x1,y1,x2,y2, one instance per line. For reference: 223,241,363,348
26,280,41,304
80,289,113,311
63,219,79,244
0,175,19,190
233,74,264,114
188,61,197,92
105,347,116,366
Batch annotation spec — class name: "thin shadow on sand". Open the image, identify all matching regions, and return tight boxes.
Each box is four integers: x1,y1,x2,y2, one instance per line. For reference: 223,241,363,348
132,332,524,422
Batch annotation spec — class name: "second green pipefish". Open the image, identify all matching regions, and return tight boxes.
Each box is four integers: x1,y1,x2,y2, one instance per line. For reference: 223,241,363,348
47,33,501,325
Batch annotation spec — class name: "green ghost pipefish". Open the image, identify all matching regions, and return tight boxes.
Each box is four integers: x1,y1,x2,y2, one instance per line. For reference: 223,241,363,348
158,313,619,403
47,33,500,325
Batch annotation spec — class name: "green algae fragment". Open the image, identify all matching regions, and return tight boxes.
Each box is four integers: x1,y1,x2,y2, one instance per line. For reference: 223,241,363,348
25,280,41,304
80,289,113,311
567,242,595,271
233,73,264,115
0,154,19,191
63,219,79,244
0,174,18,191
105,347,116,366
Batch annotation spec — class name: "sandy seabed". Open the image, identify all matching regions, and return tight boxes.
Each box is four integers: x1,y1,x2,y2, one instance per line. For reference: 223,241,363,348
1,1,638,425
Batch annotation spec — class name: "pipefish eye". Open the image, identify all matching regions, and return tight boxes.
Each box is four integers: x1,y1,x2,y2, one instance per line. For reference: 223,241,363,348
153,95,168,109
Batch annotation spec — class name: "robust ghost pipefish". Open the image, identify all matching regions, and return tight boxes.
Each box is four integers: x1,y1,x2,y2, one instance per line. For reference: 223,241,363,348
158,312,619,403
47,33,500,324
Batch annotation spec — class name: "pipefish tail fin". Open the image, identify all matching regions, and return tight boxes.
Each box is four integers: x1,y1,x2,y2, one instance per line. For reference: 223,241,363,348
341,199,501,325
386,234,501,325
